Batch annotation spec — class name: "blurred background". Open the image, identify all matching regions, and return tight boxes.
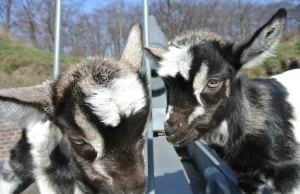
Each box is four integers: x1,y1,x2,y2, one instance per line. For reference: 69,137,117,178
0,0,299,88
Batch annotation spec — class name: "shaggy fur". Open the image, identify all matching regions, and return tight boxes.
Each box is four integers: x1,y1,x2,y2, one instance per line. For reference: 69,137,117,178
146,9,300,194
0,24,150,194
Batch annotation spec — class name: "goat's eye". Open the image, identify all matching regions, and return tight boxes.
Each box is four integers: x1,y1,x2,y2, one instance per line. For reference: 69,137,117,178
207,79,220,88
70,137,86,146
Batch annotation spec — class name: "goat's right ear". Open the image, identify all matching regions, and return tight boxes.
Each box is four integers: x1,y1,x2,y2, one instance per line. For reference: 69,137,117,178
0,82,54,127
144,47,167,61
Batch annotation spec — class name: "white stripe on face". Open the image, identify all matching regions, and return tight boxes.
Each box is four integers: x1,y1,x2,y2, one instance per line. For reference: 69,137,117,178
74,112,104,160
193,62,209,105
158,46,193,80
188,106,205,124
165,105,173,121
84,74,146,127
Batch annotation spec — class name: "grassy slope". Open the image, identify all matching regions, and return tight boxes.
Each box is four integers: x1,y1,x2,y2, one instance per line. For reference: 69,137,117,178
0,35,81,87
0,34,299,87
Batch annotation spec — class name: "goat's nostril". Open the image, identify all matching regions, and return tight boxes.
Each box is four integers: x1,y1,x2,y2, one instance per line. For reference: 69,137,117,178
164,122,182,136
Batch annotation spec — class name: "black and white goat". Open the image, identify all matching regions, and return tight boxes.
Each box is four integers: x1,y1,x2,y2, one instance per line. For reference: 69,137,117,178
0,24,150,194
146,9,300,194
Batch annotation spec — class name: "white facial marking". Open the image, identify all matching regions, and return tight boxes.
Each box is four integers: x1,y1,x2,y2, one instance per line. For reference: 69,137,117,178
272,69,300,144
74,112,112,181
87,87,120,127
158,46,192,80
225,79,230,97
193,62,209,105
74,113,104,160
111,74,146,116
165,105,173,121
188,106,205,124
85,74,146,127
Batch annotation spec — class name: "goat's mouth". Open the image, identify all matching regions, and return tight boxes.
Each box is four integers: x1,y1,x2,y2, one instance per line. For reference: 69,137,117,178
164,127,202,146
164,124,209,146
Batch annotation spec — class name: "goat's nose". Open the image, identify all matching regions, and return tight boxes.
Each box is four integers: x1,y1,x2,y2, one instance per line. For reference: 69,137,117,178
164,122,180,136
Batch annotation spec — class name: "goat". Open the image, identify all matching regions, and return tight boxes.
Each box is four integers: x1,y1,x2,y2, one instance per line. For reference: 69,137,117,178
0,24,150,194
146,9,300,194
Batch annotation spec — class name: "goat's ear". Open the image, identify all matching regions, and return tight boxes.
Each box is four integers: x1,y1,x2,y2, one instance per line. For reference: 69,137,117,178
0,82,54,127
121,23,143,71
232,8,286,70
144,47,167,61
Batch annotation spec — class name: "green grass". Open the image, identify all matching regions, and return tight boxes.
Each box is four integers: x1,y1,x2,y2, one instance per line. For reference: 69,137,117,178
0,35,81,87
245,37,300,78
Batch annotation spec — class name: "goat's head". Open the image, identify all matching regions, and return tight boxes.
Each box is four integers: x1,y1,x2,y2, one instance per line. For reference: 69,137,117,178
146,9,286,146
0,24,150,193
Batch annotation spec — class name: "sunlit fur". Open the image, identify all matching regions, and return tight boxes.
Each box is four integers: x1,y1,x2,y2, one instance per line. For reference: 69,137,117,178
0,24,150,194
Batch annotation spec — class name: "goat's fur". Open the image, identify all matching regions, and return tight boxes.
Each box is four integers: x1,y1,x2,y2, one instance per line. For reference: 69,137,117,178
0,24,150,194
146,9,300,194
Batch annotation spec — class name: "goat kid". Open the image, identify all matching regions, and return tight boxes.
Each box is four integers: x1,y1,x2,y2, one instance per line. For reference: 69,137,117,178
0,24,150,194
146,9,300,194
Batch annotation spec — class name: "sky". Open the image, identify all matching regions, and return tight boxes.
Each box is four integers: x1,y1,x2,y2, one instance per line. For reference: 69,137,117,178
72,0,291,14
79,0,141,13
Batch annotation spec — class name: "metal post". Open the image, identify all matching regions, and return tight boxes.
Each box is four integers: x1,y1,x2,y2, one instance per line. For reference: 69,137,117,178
143,0,155,194
53,0,62,80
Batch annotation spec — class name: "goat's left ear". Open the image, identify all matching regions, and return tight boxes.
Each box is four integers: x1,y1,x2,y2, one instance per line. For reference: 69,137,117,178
0,82,54,127
121,23,144,71
232,8,287,70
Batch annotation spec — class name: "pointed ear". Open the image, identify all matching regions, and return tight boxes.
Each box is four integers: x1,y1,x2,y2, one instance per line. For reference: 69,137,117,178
144,47,167,61
121,23,143,71
0,82,54,127
233,8,287,70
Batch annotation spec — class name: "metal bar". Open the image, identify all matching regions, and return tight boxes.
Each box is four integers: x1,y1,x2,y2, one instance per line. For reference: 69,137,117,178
143,0,155,193
53,0,62,80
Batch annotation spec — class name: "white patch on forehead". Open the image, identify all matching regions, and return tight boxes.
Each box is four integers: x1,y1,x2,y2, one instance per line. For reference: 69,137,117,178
203,120,228,146
193,62,209,105
84,74,146,127
87,87,120,127
158,46,192,80
188,106,205,124
272,69,300,144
